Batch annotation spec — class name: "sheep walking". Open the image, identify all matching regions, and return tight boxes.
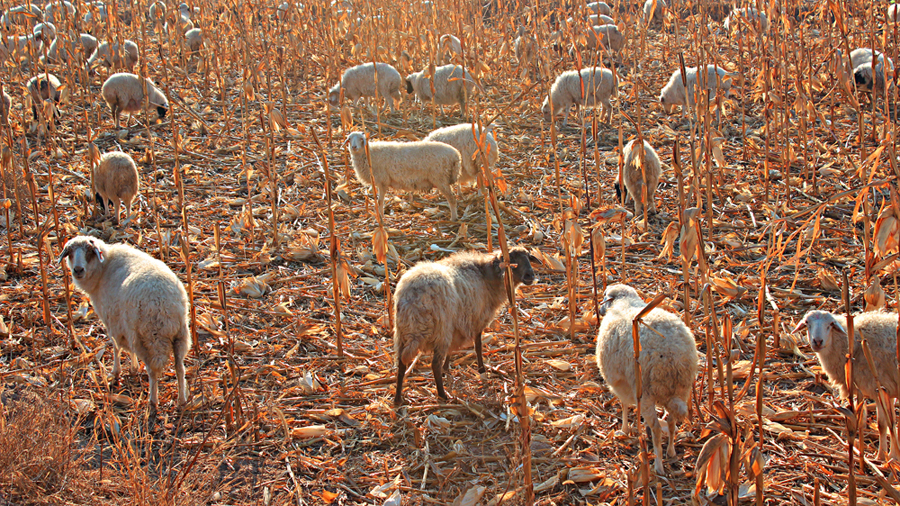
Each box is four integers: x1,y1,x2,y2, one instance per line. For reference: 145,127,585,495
542,66,617,126
328,62,402,113
439,33,462,63
101,72,169,128
345,131,460,221
393,246,538,405
621,139,662,216
585,24,624,53
185,27,203,55
406,64,480,117
424,123,498,189
659,64,737,121
792,310,900,461
596,284,699,474
58,236,191,408
92,151,139,225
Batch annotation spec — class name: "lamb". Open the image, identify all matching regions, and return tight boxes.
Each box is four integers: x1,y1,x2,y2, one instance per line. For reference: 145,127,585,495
393,246,538,405
596,284,699,474
723,7,768,34
41,32,97,64
405,64,480,117
92,151,139,225
588,13,615,25
586,24,624,53
327,62,403,113
43,1,75,24
57,236,191,408
424,123,498,189
185,27,203,54
101,72,169,128
620,139,662,216
345,131,460,221
26,72,61,120
659,64,737,119
0,83,10,125
87,39,139,72
586,1,612,16
643,0,665,23
792,310,900,461
542,66,617,126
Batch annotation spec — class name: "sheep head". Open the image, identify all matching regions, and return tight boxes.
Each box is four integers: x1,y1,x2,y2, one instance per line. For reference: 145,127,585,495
791,310,846,352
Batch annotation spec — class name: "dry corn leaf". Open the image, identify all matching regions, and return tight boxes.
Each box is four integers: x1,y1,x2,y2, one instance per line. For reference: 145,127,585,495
291,425,329,439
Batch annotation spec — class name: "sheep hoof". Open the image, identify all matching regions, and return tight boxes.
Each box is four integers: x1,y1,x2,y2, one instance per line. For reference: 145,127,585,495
654,461,665,476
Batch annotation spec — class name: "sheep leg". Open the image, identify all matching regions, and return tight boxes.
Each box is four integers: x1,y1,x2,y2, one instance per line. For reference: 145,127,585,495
111,196,121,224
641,401,665,475
666,413,678,457
432,349,449,400
437,183,458,221
376,186,387,220
123,196,133,223
442,353,451,373
174,334,189,406
475,331,486,373
620,404,631,434
147,366,159,407
874,396,897,461
393,358,407,406
111,343,121,384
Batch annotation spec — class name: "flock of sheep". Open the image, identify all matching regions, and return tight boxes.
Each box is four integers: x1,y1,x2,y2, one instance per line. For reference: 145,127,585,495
5,0,895,479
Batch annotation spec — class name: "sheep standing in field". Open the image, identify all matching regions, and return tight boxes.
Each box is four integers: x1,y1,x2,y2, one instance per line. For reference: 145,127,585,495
393,246,539,405
345,131,461,221
585,24,624,53
1,4,43,29
586,1,611,16
659,64,737,121
542,66,617,126
92,151,139,224
32,21,56,44
185,27,202,55
406,64,480,117
596,284,699,475
81,2,108,30
87,39,139,72
42,32,96,63
792,310,900,461
439,33,462,63
101,72,168,128
643,0,665,23
328,62,402,113
723,7,768,35
43,1,75,24
0,35,39,65
620,139,662,217
26,72,61,120
58,236,191,408
424,123,498,190
0,84,10,125
148,1,166,28
588,13,615,25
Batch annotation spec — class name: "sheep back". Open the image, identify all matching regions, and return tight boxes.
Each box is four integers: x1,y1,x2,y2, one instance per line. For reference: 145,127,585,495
347,133,460,192
407,64,478,108
659,65,735,112
586,24,623,52
329,62,402,109
93,151,139,221
622,139,662,215
101,72,169,121
542,67,617,123
424,123,498,187
26,72,61,103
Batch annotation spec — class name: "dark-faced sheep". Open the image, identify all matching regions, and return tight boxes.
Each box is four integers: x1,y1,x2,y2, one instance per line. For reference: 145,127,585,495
393,246,539,405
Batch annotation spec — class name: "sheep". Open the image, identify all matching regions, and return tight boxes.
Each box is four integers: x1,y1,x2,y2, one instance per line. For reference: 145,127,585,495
588,13,615,25
32,21,56,43
81,2,107,28
1,4,43,29
41,32,96,64
0,34,38,65
854,62,892,100
620,139,662,216
57,236,191,408
87,39,139,72
513,27,536,67
405,64,480,117
542,66,617,126
643,0,665,23
148,1,166,27
585,24,624,53
439,33,461,63
0,83,10,125
101,72,169,128
92,151,139,224
25,72,61,120
792,310,900,461
393,246,539,405
723,7,768,35
185,27,202,54
327,62,403,113
659,64,737,120
43,1,75,24
586,1,612,16
596,284,699,475
424,123,498,189
345,131,460,221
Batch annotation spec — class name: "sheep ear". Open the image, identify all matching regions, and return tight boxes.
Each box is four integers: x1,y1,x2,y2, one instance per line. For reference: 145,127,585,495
89,242,105,263
790,317,807,334
492,255,503,274
528,253,541,265
829,319,847,337
56,244,71,264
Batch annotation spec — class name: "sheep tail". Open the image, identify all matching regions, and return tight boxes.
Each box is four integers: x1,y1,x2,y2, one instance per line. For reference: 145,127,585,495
397,336,421,367
666,397,689,424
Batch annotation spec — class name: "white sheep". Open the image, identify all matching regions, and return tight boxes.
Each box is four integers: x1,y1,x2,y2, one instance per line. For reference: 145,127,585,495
42,1,74,24
439,33,462,63
148,1,166,22
0,34,37,65
101,72,169,128
596,284,699,474
513,27,536,67
41,32,96,64
586,1,612,16
405,64,480,117
588,13,615,25
87,39,139,72
659,64,737,119
1,4,43,29
26,72,61,120
58,236,191,408
621,139,662,216
586,24,623,53
723,7,768,35
643,0,665,23
328,62,402,113
792,310,900,461
542,66,617,126
393,246,538,405
81,1,107,29
345,131,461,221
92,151,139,224
185,27,203,54
424,122,498,189
32,21,56,44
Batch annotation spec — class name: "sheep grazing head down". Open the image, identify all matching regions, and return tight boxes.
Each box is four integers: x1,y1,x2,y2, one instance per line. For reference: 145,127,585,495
791,310,845,352
658,91,676,114
57,236,105,282
327,83,341,106
598,284,643,316
157,104,168,120
404,75,415,94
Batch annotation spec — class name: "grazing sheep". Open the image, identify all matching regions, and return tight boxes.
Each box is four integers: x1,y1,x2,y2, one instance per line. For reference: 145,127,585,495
87,39,139,72
101,72,169,128
393,246,538,405
32,21,56,43
588,13,615,25
0,83,10,125
26,72,61,120
643,0,665,23
542,66,617,126
621,139,662,216
854,62,891,99
439,33,461,62
345,131,460,221
792,310,900,461
513,27,536,67
659,64,737,118
0,34,37,65
596,284,699,474
586,1,612,16
723,7,768,34
58,236,191,408
586,24,624,52
41,32,96,63
81,2,107,28
185,27,202,54
424,123,498,189
405,64,480,117
148,1,165,21
1,4,43,29
327,62,402,113
92,151,139,224
42,1,73,24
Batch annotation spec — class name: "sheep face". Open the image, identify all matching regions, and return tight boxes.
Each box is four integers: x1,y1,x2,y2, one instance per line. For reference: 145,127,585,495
58,236,105,281
404,74,418,95
659,91,677,114
157,105,168,120
540,97,554,122
346,131,366,153
502,247,539,286
599,284,642,316
792,310,845,352
327,84,341,106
